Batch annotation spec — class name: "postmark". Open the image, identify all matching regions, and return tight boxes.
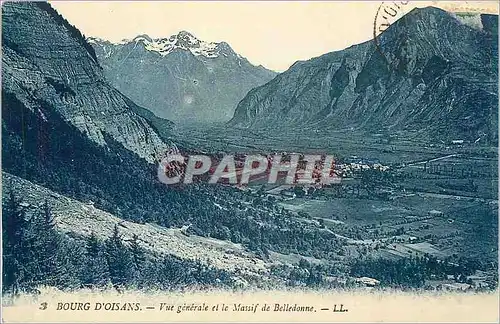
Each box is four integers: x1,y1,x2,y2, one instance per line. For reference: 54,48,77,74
373,1,410,63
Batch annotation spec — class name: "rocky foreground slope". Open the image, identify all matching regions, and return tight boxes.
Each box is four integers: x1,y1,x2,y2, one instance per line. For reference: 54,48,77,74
2,172,270,286
230,8,498,143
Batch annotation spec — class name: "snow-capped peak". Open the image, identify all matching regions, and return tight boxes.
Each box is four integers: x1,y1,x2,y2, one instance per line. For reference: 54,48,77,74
88,32,238,59
86,36,106,44
133,34,153,43
176,30,201,47
129,31,224,58
87,36,129,46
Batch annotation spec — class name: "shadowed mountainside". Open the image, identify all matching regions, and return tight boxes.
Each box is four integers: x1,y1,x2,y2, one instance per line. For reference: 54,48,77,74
230,8,498,144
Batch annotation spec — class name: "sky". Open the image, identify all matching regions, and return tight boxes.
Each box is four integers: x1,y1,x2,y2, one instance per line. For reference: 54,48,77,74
50,1,498,72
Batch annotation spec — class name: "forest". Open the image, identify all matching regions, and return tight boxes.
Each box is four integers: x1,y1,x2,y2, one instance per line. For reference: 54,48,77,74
2,191,231,295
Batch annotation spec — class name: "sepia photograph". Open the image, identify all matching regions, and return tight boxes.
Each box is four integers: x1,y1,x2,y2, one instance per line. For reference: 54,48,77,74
1,1,499,322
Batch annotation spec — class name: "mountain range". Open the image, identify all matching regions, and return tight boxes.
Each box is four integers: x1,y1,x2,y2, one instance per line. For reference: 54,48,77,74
89,32,276,123
230,8,498,144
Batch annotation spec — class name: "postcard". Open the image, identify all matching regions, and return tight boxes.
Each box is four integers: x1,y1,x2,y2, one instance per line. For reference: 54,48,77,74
1,1,499,322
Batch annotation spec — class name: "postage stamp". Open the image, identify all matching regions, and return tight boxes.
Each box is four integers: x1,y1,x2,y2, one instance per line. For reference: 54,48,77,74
1,1,499,323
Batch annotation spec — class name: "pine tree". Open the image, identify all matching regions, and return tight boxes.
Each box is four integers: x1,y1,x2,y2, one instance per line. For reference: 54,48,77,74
86,232,101,258
82,232,110,288
130,234,145,269
129,234,146,285
29,200,61,287
105,225,132,288
53,238,85,289
2,191,28,294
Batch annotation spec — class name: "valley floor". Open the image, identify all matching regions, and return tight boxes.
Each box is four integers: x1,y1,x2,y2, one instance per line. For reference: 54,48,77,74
3,125,498,292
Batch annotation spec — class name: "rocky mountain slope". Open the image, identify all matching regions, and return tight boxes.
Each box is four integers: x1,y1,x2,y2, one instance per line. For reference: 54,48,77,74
2,172,269,285
89,32,276,123
2,2,169,163
230,8,498,143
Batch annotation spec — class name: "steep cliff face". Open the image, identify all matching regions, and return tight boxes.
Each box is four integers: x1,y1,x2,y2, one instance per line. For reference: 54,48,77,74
230,8,498,143
2,2,169,162
89,32,276,123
